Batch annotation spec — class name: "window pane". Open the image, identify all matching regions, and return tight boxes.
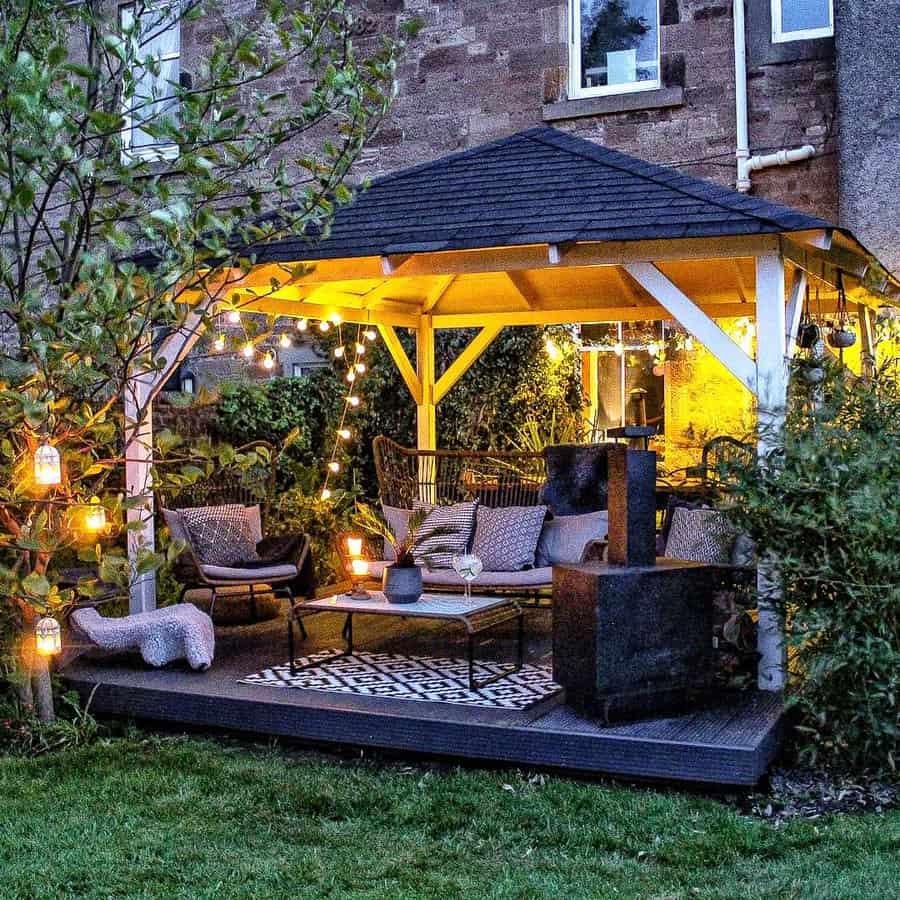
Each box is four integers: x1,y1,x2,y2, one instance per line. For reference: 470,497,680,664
131,55,180,148
580,0,659,91
781,0,831,33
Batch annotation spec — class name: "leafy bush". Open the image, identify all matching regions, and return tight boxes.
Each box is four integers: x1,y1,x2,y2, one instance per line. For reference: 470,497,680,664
722,361,900,774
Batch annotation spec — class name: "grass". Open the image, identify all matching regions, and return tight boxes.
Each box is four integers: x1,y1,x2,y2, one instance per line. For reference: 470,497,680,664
1,736,899,900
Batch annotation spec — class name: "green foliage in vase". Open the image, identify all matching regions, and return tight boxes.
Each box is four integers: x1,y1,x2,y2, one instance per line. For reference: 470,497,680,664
721,360,900,774
0,0,405,721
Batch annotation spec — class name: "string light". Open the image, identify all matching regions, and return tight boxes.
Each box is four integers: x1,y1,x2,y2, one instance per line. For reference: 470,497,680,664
320,488,332,500
364,329,376,342
213,335,226,352
348,395,360,407
319,320,330,333
333,346,344,358
34,442,61,486
262,353,275,371
328,461,340,473
226,309,241,325
242,341,255,359
355,362,366,374
544,338,561,362
346,371,356,383
355,342,365,355
329,312,342,325
297,318,308,331
338,428,351,439
279,334,291,349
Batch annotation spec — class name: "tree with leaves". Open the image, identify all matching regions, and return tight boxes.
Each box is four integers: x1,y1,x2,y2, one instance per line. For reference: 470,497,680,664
0,0,407,721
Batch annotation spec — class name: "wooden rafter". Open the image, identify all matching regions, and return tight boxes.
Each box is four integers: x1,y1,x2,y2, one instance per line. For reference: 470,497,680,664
434,325,504,403
504,271,539,309
423,275,457,312
377,324,422,404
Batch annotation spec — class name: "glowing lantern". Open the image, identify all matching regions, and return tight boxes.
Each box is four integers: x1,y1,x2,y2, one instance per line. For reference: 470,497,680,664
35,616,61,656
34,443,61,486
351,558,369,577
85,496,106,533
262,353,275,371
279,334,292,349
213,335,226,352
226,309,241,324
242,341,255,359
346,536,364,558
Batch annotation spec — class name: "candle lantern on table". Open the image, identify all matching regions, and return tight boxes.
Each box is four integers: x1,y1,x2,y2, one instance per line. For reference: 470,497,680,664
346,536,370,599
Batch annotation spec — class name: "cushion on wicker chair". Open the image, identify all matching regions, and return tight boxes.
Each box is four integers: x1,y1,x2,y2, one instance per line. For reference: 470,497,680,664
664,507,736,564
472,505,547,571
180,504,260,567
411,500,477,569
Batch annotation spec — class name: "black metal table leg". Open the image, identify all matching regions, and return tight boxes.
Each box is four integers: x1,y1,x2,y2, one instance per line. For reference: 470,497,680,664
466,606,525,691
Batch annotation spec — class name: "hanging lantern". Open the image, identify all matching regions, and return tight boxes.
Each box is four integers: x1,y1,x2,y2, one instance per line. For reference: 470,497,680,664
85,496,107,533
34,442,61,486
333,346,345,358
364,328,377,342
262,353,275,371
213,334,226,352
279,334,292,349
35,616,61,656
297,318,308,332
226,309,241,325
242,341,255,359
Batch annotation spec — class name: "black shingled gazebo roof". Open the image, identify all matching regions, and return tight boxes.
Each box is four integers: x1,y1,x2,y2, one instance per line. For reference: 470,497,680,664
252,126,833,264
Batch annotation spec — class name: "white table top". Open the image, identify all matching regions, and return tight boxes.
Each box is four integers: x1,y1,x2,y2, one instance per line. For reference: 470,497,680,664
304,591,515,619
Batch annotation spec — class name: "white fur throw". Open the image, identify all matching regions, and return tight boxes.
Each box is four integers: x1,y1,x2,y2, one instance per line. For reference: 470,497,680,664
71,604,215,671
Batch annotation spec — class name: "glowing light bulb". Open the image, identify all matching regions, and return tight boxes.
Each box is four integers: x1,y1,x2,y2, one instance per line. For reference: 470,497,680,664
319,320,330,333
355,342,365,355
320,488,332,501
364,329,376,342
355,362,366,374
544,338,561,362
328,461,340,473
348,395,360,407
329,312,342,325
297,318,308,331
242,342,255,358
346,371,356,383
279,334,291,349
333,346,345,359
213,335,226,352
85,496,106,533
35,616,61,656
338,428,351,440
262,353,275,371
226,309,241,325
34,443,61,486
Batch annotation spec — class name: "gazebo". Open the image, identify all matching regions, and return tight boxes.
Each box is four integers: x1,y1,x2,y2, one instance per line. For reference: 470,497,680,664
126,126,900,695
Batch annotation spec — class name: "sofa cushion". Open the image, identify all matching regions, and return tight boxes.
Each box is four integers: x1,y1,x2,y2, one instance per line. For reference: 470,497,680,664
411,500,477,569
181,504,260,567
535,510,608,567
664,507,736,564
366,560,552,589
200,563,298,581
472,505,547,571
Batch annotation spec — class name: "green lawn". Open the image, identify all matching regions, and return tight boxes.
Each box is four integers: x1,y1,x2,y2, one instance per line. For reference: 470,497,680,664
1,737,898,900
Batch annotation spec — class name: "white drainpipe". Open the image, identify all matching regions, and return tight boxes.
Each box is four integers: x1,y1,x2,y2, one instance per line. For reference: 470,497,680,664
733,0,816,192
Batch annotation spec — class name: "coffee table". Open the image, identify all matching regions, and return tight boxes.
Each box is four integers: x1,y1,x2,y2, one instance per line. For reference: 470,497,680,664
290,591,524,691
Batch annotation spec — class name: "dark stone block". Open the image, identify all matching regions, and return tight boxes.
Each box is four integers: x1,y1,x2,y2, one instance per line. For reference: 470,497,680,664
553,560,719,721
607,447,657,568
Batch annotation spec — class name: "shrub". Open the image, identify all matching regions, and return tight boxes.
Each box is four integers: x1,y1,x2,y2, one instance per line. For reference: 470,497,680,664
722,360,900,774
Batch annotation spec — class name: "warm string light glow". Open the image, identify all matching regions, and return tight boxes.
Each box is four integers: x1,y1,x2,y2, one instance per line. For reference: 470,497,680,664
319,322,377,500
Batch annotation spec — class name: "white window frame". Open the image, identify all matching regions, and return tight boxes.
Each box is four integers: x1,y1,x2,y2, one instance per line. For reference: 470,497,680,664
568,0,661,100
771,0,834,43
120,1,181,162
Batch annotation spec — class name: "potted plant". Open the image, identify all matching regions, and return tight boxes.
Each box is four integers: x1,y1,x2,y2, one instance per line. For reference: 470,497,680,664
354,504,455,604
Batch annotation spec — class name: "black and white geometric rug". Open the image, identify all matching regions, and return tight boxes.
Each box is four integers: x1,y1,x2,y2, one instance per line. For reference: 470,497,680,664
240,648,562,710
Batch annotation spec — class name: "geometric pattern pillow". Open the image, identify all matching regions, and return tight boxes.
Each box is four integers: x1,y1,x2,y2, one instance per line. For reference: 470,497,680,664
180,504,260,567
664,507,736,564
411,500,477,570
472,505,547,571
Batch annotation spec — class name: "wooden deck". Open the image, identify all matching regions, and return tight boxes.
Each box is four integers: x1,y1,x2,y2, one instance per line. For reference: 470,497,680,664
63,606,782,787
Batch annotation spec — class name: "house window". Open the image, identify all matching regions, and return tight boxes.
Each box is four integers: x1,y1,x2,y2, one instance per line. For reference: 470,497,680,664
771,0,833,43
569,0,660,99
180,372,195,394
121,1,181,161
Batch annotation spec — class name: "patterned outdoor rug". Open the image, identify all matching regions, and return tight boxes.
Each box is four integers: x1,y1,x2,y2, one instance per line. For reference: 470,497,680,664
240,648,562,710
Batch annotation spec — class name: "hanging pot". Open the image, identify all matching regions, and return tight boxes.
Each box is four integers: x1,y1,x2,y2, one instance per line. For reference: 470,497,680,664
827,327,856,349
797,321,821,349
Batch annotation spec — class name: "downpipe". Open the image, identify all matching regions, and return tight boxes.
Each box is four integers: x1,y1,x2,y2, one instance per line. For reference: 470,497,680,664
733,0,816,192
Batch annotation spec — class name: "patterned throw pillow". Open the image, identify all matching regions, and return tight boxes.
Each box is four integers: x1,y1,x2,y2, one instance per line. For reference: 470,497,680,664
411,500,477,570
472,505,548,572
664,507,736,564
180,504,260,567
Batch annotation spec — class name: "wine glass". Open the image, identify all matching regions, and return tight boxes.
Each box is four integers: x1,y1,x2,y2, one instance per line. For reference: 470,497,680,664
452,553,483,600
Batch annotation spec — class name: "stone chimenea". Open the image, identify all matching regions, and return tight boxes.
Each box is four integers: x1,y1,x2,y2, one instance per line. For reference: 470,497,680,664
552,445,719,722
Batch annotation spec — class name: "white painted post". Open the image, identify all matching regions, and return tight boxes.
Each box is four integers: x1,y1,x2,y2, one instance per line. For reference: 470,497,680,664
124,370,157,613
755,253,789,692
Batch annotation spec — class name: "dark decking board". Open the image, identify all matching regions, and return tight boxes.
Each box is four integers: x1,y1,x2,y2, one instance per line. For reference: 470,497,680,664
62,610,782,787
